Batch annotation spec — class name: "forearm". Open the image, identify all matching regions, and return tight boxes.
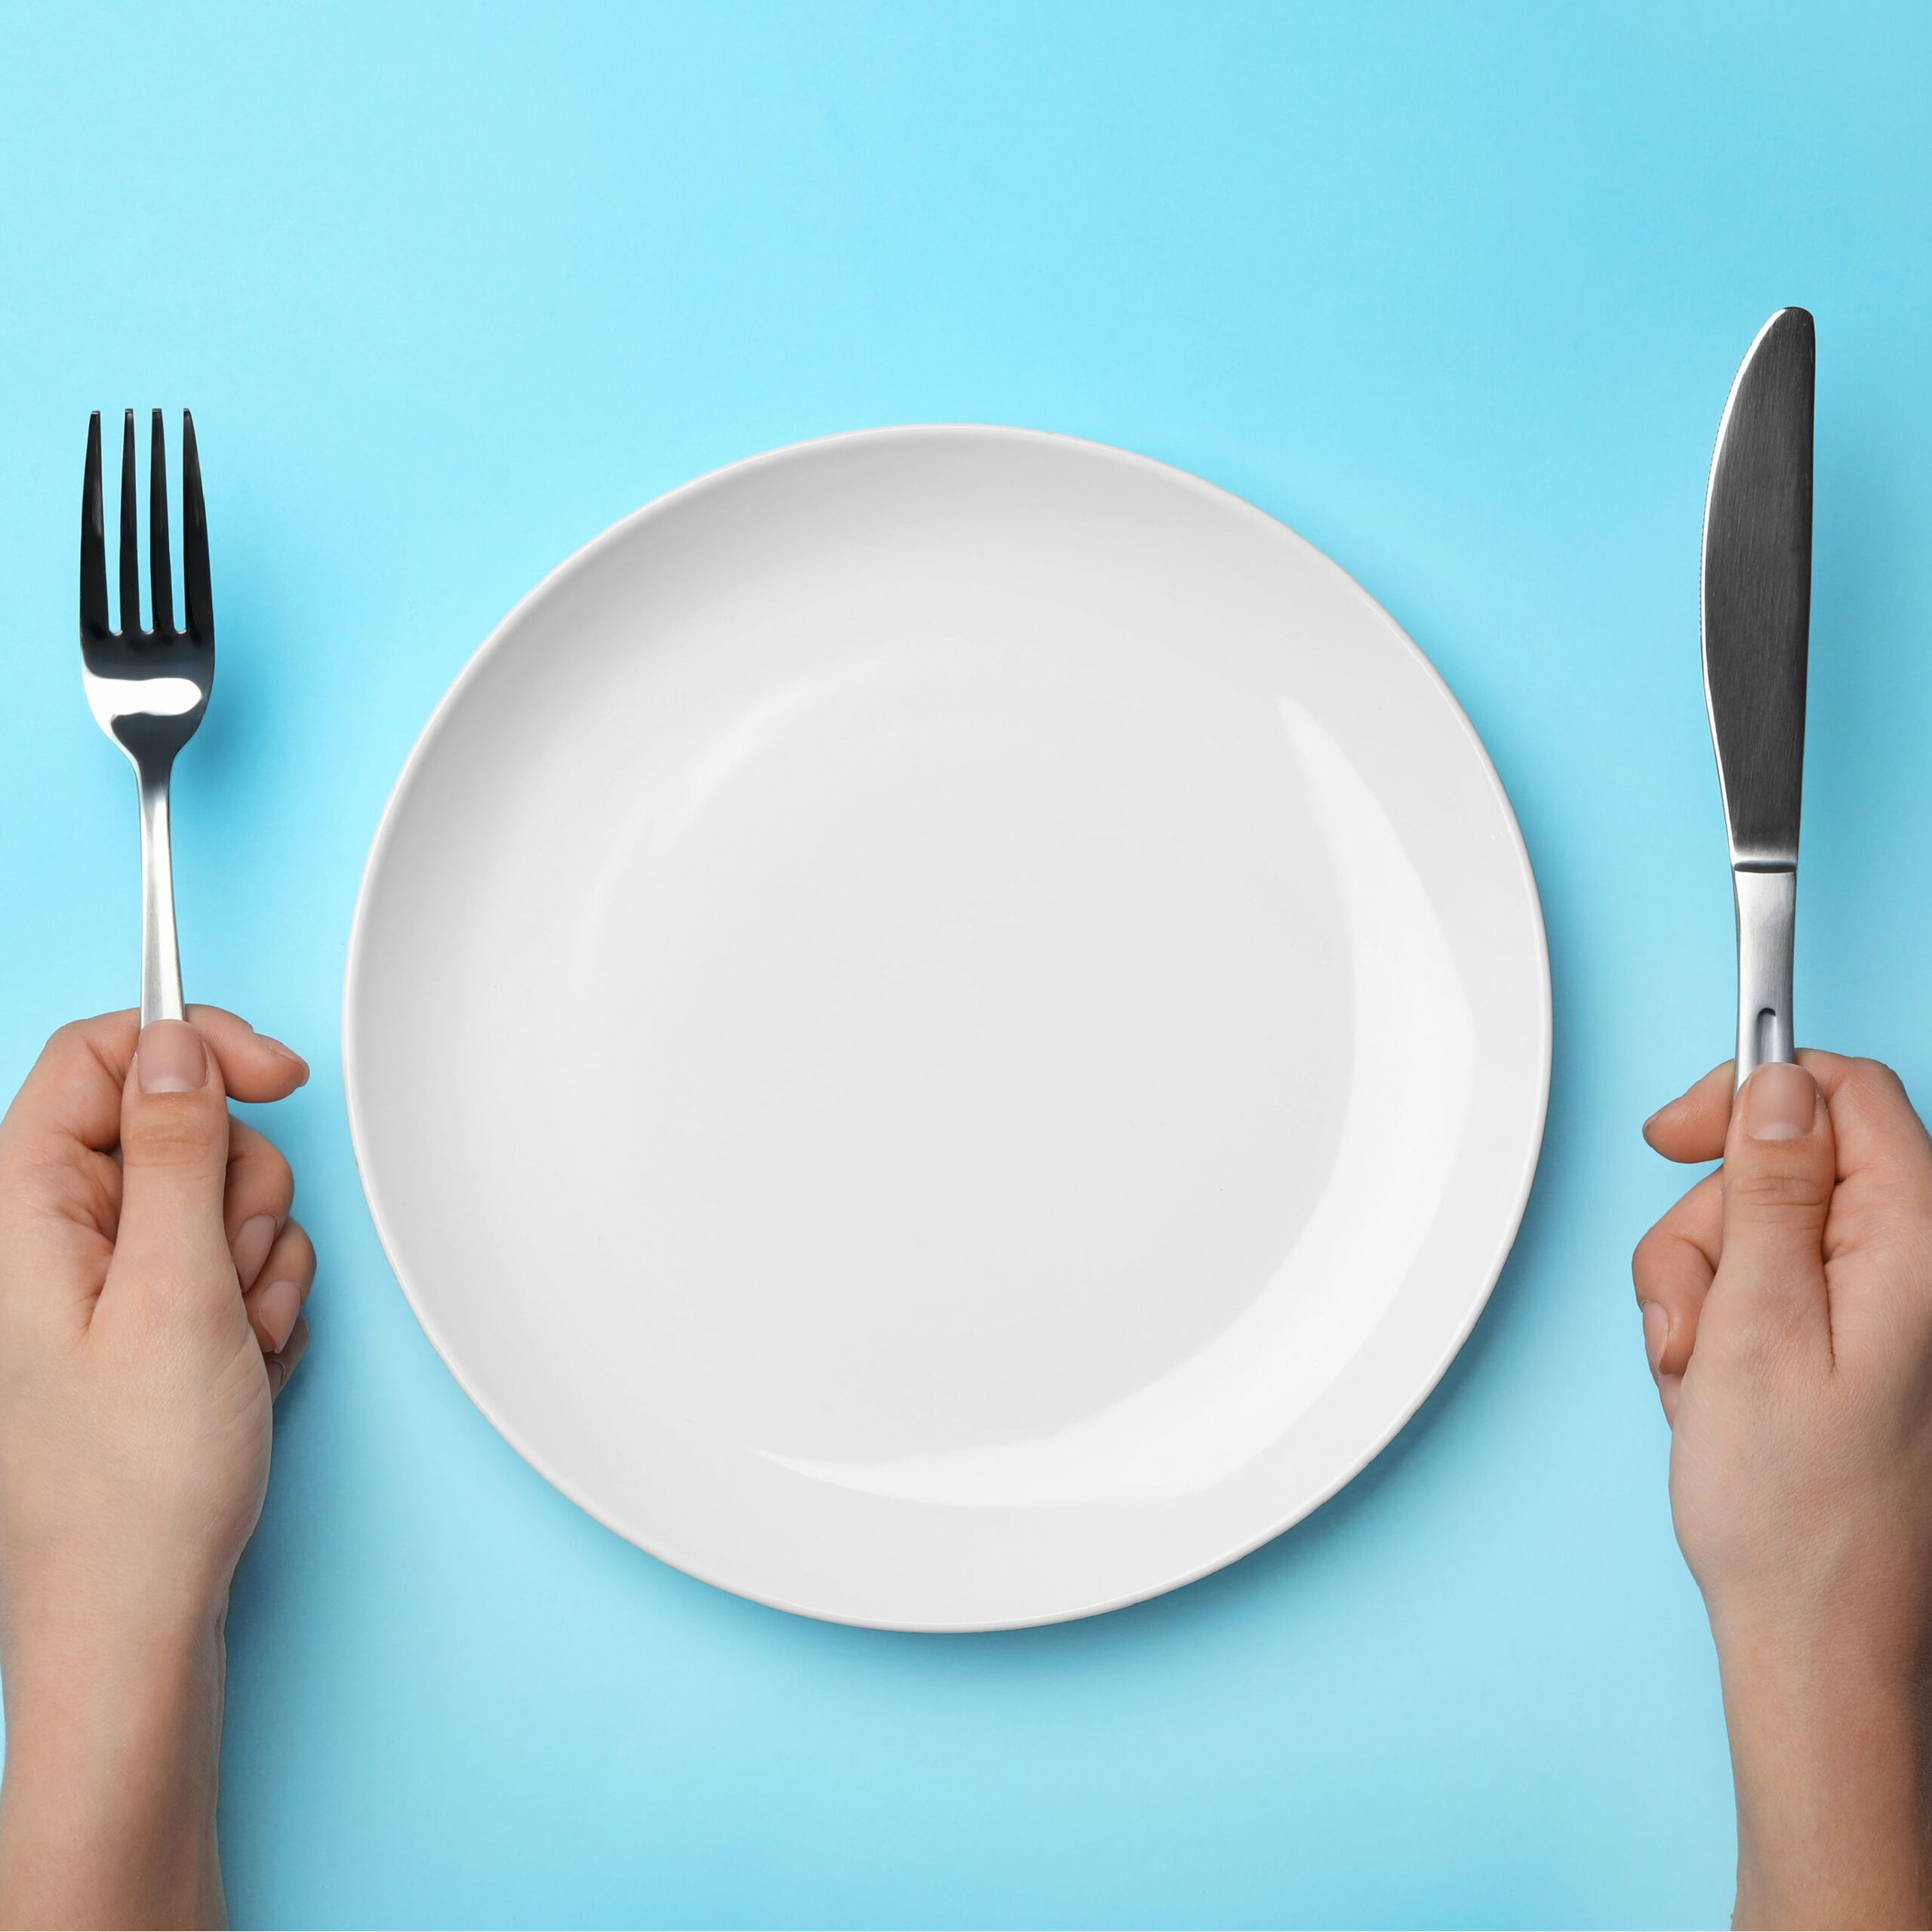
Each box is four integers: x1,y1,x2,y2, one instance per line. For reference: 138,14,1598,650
0,1595,228,1930
1720,1631,1932,1930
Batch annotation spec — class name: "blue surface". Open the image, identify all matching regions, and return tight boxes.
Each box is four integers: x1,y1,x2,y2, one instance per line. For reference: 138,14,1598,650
2,3,1927,1924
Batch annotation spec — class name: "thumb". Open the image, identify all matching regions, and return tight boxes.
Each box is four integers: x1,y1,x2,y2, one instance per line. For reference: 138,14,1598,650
1709,1059,1835,1347
109,1019,235,1315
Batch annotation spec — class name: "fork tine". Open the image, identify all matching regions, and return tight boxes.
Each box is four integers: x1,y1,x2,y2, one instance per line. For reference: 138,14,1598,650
181,411,212,645
80,412,109,638
148,411,174,635
118,408,140,636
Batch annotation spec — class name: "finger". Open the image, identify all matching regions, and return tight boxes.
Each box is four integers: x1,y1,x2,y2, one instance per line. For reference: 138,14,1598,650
0,1013,140,1158
0,1019,133,1328
1702,1060,1836,1355
184,1005,309,1103
105,1020,235,1321
225,1118,294,1289
267,1318,309,1399
1804,1055,1932,1198
0,1008,306,1163
1643,1062,1734,1164
1633,1170,1723,1392
1644,1050,1866,1167
243,1220,313,1355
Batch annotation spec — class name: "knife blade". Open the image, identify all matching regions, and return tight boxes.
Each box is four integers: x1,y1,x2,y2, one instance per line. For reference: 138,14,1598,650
1701,306,1814,1086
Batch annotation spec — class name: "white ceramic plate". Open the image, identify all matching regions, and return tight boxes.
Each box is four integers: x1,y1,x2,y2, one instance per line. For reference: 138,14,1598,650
345,427,1549,1631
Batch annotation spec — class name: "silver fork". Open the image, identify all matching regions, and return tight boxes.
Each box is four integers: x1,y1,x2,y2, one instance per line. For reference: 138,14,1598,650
80,409,214,1026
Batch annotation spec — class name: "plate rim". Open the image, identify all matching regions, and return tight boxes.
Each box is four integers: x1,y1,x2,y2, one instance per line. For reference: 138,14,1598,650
342,422,1552,1632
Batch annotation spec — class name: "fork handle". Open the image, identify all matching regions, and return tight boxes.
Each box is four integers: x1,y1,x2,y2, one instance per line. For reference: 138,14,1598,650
1733,864,1795,1091
137,766,185,1026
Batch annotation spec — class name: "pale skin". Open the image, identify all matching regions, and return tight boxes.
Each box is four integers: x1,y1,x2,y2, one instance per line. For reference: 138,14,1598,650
1638,1051,1932,1929
0,1010,312,1930
0,1017,1926,1928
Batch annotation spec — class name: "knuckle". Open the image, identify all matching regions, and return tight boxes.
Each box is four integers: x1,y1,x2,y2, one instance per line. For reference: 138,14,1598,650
1632,1227,1666,1291
14,1147,118,1231
1728,1163,1832,1215
45,1015,121,1063
233,1136,295,1210
124,1099,222,1170
282,1223,317,1283
38,1020,94,1077
1849,1057,1909,1109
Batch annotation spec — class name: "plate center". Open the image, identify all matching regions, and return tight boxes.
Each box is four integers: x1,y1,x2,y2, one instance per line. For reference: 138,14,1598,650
567,623,1354,1465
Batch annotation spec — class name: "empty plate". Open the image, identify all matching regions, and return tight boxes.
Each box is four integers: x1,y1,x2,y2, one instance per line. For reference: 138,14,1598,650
344,426,1549,1630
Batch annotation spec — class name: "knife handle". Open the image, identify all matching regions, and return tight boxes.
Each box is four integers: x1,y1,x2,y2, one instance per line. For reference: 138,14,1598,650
1733,865,1796,1090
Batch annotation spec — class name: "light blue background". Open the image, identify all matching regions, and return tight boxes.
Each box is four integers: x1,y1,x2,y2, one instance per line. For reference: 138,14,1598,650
1,3,1927,1924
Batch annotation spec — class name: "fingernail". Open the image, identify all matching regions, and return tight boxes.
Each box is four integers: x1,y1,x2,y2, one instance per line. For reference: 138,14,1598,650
1659,1371,1681,1426
256,1278,301,1354
255,1031,309,1083
233,1215,278,1290
1640,1301,1668,1377
137,1020,208,1095
1743,1061,1816,1140
266,1357,287,1399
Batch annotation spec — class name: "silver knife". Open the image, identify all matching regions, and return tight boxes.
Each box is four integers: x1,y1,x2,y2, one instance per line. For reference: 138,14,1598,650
1701,306,1815,1088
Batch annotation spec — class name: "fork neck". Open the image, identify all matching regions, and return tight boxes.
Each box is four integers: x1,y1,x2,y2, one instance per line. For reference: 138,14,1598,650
135,765,185,1027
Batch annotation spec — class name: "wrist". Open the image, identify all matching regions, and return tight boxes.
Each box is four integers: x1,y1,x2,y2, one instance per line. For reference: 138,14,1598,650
0,1574,228,1930
2,1550,226,1709
3,1589,224,1738
1715,1621,1932,1928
